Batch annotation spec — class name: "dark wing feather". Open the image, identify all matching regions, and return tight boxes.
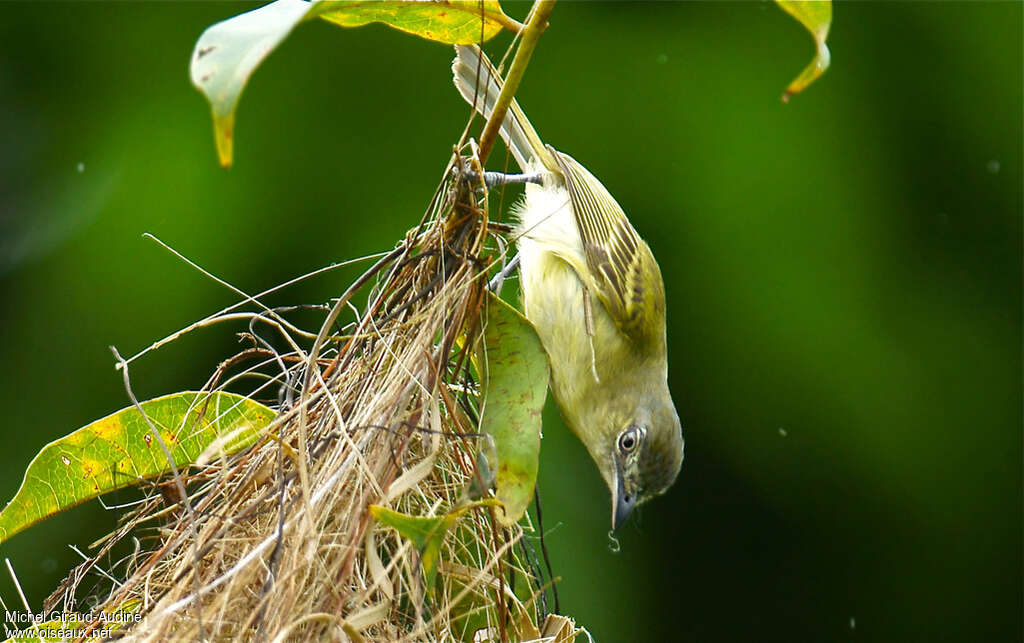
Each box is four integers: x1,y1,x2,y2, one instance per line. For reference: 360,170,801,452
551,149,666,352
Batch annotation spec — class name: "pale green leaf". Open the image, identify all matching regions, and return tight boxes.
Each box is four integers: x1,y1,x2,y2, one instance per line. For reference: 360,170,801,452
0,392,274,544
479,293,548,526
190,0,312,168
776,0,832,101
190,0,511,167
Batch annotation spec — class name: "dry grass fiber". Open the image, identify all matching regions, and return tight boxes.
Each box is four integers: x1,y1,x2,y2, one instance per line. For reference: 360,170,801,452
39,144,585,643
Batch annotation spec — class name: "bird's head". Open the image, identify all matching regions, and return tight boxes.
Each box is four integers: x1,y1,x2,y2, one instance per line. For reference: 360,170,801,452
585,392,684,531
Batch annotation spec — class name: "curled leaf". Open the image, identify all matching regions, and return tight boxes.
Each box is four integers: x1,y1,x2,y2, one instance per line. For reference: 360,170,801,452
479,293,548,526
0,391,274,544
190,0,513,167
190,0,313,167
776,0,832,101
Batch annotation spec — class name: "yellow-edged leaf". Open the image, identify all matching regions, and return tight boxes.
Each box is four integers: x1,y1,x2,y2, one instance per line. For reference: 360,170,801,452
776,0,832,101
313,0,509,45
0,391,274,544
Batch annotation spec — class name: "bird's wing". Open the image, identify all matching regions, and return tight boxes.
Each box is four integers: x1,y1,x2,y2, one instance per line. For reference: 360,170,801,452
551,149,666,351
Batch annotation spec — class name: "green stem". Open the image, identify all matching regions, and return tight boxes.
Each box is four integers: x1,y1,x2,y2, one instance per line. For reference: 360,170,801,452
490,10,525,35
477,0,556,166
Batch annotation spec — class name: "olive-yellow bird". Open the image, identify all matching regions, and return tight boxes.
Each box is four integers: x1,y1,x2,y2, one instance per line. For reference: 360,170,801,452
453,45,684,529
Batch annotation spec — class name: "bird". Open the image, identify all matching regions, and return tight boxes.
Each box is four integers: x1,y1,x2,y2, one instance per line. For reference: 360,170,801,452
452,45,684,530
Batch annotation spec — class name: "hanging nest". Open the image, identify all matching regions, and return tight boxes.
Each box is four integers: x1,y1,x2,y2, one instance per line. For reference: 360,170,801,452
40,144,587,642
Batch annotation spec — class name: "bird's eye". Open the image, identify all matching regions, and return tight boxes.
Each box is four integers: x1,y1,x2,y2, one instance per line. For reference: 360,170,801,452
618,428,639,454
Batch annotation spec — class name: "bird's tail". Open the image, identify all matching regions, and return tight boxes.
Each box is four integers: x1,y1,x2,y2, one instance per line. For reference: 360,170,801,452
451,45,553,172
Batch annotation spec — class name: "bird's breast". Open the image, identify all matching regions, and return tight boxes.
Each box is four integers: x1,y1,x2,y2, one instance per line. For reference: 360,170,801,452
513,185,638,444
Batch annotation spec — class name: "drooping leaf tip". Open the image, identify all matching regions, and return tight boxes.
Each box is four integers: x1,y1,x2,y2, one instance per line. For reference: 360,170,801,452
213,111,235,168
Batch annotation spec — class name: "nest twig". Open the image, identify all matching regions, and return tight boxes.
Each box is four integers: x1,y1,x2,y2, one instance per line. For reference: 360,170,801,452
41,143,585,643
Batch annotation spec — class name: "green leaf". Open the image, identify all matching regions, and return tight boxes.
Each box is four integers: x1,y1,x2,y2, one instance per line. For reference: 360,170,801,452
479,293,548,526
313,1,509,45
0,392,274,544
369,500,497,590
369,506,456,589
190,0,512,167
776,0,832,102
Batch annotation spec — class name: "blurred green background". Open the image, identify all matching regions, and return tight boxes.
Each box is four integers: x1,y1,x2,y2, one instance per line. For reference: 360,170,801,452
0,2,1020,640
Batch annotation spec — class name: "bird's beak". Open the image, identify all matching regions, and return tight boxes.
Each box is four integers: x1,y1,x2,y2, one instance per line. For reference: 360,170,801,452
611,464,636,531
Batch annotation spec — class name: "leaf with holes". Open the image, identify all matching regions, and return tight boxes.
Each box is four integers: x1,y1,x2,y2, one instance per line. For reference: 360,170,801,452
0,391,274,544
479,292,549,526
776,0,832,101
190,0,513,167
